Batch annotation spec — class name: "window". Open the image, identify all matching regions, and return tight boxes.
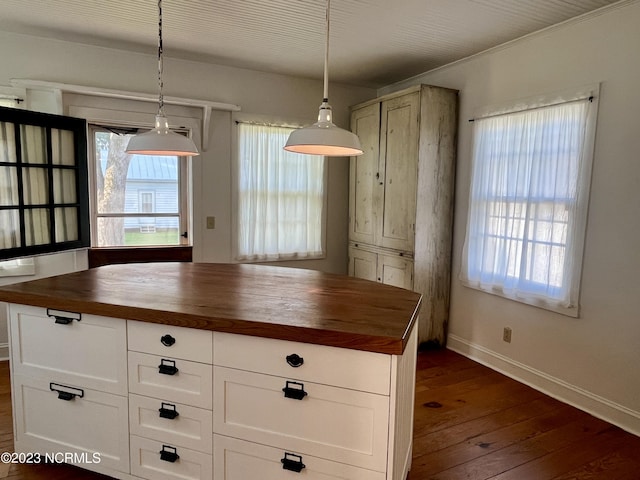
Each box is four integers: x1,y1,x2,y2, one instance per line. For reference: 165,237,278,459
461,88,598,316
0,106,89,261
89,125,190,247
236,123,325,261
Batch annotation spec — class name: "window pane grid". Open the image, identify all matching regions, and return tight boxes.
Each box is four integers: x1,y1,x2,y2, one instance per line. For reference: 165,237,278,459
463,97,593,312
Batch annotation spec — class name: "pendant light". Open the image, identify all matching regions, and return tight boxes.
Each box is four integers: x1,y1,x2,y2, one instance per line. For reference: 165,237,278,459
284,0,363,157
125,0,199,156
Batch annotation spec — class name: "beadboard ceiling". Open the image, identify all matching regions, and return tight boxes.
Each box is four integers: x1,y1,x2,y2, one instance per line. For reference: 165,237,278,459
0,0,624,88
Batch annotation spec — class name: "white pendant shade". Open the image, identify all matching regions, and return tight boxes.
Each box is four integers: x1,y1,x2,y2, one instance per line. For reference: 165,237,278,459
284,102,362,156
125,115,199,156
125,0,199,157
285,0,363,158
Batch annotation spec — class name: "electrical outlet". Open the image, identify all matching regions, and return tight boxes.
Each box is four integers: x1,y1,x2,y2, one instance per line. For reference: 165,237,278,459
206,216,215,229
503,327,512,343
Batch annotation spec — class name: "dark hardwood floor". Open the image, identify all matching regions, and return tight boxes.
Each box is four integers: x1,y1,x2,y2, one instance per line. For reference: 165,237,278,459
1,349,639,479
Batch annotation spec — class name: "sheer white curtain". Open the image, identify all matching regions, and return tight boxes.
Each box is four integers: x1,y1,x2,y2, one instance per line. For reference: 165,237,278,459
461,98,595,315
237,123,325,261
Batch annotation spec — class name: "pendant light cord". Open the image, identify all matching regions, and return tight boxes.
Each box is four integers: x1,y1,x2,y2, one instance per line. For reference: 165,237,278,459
157,0,165,116
323,0,330,102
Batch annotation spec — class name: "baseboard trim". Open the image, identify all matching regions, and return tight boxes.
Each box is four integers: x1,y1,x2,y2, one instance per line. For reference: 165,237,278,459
0,342,8,361
447,334,640,437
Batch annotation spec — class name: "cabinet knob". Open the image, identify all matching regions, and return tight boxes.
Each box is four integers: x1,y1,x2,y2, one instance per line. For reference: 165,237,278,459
286,354,304,368
161,334,176,347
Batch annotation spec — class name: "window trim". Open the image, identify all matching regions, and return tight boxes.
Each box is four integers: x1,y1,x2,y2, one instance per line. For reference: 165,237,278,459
461,84,600,317
231,115,328,263
0,106,90,261
87,122,191,248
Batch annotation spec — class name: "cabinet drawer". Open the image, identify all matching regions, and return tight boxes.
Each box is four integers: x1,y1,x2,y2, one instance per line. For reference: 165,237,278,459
130,435,212,480
9,304,127,395
12,374,129,475
129,394,213,454
213,332,391,395
214,435,385,480
128,320,213,364
213,367,389,472
129,352,213,409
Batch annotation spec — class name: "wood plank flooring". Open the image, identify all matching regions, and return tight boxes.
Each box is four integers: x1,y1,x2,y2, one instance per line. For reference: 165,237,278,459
1,349,639,479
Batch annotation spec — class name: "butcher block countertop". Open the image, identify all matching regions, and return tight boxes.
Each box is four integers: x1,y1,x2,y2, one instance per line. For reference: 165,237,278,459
0,263,422,355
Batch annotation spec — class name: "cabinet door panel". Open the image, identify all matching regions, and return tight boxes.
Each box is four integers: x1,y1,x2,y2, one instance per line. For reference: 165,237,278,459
213,367,389,472
348,246,378,283
379,254,413,290
128,351,213,409
9,304,127,395
349,103,380,245
379,93,419,252
130,435,212,480
213,435,385,480
12,374,129,475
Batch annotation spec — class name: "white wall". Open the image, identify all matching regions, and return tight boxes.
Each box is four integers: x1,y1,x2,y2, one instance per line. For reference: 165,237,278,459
380,2,640,434
0,29,375,274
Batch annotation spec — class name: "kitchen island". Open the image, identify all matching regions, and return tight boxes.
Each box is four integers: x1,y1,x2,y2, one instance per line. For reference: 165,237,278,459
0,263,421,480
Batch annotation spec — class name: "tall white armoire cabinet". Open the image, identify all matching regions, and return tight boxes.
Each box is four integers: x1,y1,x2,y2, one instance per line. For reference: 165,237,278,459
348,84,458,346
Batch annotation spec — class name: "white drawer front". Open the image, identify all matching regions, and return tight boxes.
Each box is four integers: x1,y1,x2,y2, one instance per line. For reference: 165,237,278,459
129,352,213,409
213,332,391,395
9,304,127,395
12,374,129,474
128,320,213,364
213,367,389,472
130,435,213,480
213,435,386,480
130,394,213,454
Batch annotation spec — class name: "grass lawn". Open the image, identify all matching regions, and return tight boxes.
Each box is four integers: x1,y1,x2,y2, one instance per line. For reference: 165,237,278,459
124,230,180,246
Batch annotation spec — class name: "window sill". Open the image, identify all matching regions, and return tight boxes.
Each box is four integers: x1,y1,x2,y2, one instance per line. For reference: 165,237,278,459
88,246,192,269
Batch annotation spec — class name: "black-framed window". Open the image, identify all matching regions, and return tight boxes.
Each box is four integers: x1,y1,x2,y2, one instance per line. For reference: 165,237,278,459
0,106,89,261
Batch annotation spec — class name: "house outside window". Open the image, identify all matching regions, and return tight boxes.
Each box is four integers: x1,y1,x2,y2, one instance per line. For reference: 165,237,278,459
89,125,190,247
235,122,326,262
461,87,599,316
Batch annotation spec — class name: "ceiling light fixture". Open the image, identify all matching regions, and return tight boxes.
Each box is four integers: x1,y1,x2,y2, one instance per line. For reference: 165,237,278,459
284,0,363,157
125,0,199,156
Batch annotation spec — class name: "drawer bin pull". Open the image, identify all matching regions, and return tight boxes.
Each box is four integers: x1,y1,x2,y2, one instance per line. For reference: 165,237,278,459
286,353,304,368
49,383,84,401
282,381,308,400
281,453,306,473
158,359,179,376
159,445,180,463
160,334,176,347
159,402,180,420
47,308,81,325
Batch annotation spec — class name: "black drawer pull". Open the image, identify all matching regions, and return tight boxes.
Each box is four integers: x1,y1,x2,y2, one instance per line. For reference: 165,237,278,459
50,383,84,401
159,402,179,419
286,354,304,368
161,334,176,347
281,452,306,472
158,359,178,376
47,308,81,325
282,381,308,400
159,445,179,463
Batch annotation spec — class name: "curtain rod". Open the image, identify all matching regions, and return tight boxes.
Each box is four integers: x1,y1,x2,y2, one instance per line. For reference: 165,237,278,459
468,95,594,123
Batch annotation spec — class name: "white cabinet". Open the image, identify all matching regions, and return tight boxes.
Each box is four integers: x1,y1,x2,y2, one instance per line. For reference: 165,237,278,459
349,84,458,345
8,305,130,478
128,320,213,480
8,306,418,480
